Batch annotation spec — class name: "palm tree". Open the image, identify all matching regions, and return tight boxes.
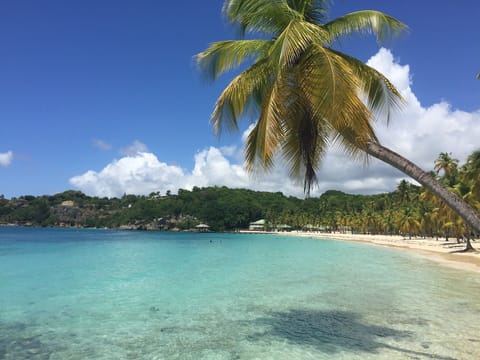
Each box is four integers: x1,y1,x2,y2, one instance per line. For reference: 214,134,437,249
463,149,480,200
196,0,480,233
452,180,476,250
396,207,421,239
434,152,459,176
395,179,414,205
419,187,443,239
434,152,459,186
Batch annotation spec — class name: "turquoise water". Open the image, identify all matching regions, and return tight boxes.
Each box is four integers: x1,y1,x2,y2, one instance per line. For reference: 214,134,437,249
1,228,479,359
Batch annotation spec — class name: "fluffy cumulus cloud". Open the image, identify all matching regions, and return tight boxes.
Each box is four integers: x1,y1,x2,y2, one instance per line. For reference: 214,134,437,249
364,48,480,184
70,49,480,198
0,151,13,167
70,152,185,198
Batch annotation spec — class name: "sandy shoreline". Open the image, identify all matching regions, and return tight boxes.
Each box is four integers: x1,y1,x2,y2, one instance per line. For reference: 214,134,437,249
244,231,480,273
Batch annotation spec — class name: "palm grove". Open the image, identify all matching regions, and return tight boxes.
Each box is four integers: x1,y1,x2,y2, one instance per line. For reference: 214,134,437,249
196,0,480,245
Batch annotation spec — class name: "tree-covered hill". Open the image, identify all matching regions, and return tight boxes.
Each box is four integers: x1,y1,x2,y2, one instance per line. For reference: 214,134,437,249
0,186,399,233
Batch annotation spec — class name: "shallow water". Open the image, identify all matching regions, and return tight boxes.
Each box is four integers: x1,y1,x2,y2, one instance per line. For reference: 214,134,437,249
1,227,479,359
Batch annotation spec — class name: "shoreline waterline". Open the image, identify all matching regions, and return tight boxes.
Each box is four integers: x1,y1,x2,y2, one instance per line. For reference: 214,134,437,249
241,230,480,273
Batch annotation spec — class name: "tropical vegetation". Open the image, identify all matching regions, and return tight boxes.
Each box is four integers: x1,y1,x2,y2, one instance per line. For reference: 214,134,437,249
1,150,479,249
196,0,480,235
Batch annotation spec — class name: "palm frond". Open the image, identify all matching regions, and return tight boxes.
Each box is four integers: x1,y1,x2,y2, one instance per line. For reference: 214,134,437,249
196,40,272,81
242,19,329,185
282,106,330,195
268,19,329,68
273,42,375,194
331,49,404,122
244,79,284,172
298,44,377,154
211,59,272,134
286,0,330,24
324,10,407,44
267,65,327,194
223,0,297,36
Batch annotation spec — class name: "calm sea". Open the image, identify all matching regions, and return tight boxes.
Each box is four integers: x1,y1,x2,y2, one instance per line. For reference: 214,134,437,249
0,227,479,359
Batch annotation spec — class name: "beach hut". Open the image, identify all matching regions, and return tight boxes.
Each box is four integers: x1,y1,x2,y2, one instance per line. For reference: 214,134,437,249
195,223,210,232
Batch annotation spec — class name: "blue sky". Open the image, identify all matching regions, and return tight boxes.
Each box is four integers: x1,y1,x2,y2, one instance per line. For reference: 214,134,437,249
1,0,479,199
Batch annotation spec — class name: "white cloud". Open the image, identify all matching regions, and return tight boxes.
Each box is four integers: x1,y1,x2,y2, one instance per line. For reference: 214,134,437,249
92,138,112,151
70,48,480,198
186,147,249,189
69,145,306,198
0,151,13,167
366,48,480,176
119,140,148,156
70,152,185,198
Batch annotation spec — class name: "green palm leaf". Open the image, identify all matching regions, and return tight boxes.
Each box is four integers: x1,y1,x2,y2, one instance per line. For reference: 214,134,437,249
330,49,404,122
244,78,284,171
196,39,272,80
223,0,297,36
211,58,272,134
298,45,377,152
324,10,408,44
286,0,330,24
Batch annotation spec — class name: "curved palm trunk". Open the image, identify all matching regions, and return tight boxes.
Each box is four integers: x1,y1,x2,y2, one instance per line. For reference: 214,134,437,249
366,142,480,249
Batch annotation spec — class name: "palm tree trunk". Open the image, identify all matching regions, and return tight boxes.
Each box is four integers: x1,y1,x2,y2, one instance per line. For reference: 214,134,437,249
366,142,480,241
465,236,475,252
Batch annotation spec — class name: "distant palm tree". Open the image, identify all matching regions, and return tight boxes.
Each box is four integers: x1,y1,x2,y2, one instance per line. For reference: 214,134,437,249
396,207,421,239
434,152,459,185
196,0,480,233
395,179,414,205
420,187,443,239
463,150,480,200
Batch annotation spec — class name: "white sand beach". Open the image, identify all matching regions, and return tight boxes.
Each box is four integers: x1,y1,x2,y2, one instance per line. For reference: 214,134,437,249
264,231,480,273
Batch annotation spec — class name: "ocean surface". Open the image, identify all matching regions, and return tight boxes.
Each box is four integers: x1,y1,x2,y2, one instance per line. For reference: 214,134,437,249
1,227,479,360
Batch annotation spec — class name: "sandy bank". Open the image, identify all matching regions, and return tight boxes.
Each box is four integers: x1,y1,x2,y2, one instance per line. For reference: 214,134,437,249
244,230,480,273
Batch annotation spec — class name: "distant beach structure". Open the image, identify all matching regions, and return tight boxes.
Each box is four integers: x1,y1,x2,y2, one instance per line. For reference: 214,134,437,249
249,219,266,231
195,223,210,232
